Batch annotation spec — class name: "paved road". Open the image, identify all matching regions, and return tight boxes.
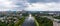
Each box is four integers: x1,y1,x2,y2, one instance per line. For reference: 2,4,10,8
22,14,36,26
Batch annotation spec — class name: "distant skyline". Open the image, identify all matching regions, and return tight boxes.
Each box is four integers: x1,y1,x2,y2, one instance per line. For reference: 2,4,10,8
0,0,60,11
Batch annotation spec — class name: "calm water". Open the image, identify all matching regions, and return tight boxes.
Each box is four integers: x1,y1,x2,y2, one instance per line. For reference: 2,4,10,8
22,14,36,26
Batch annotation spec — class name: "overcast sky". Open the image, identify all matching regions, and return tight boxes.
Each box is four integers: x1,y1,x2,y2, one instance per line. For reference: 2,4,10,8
0,0,60,11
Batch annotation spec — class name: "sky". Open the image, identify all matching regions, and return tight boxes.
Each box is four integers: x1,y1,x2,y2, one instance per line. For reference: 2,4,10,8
0,0,60,11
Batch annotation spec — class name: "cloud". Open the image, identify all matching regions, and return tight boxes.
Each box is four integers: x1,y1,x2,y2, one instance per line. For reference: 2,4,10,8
28,0,60,3
25,2,60,11
0,0,28,11
0,0,18,11
11,0,28,10
0,0,60,11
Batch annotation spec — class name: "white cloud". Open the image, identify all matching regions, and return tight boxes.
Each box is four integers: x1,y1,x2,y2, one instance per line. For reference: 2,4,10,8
25,2,60,11
0,0,20,11
0,0,11,7
0,0,60,11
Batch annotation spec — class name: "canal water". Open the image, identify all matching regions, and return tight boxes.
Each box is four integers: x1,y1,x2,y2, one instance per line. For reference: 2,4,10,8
22,14,36,26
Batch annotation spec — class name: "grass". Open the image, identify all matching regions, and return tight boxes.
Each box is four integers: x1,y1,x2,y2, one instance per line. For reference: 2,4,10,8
34,17,39,26
14,16,25,26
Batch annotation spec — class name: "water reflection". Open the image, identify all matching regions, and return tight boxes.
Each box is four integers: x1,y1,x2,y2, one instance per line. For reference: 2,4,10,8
28,14,34,21
22,14,35,26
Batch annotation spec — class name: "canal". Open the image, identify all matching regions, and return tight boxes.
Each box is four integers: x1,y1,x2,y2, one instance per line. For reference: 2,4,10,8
22,14,36,26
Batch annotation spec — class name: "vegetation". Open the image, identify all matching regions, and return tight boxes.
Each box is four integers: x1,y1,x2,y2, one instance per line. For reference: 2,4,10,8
0,16,25,26
22,13,29,17
0,21,7,26
54,16,60,19
14,16,25,26
35,16,53,26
